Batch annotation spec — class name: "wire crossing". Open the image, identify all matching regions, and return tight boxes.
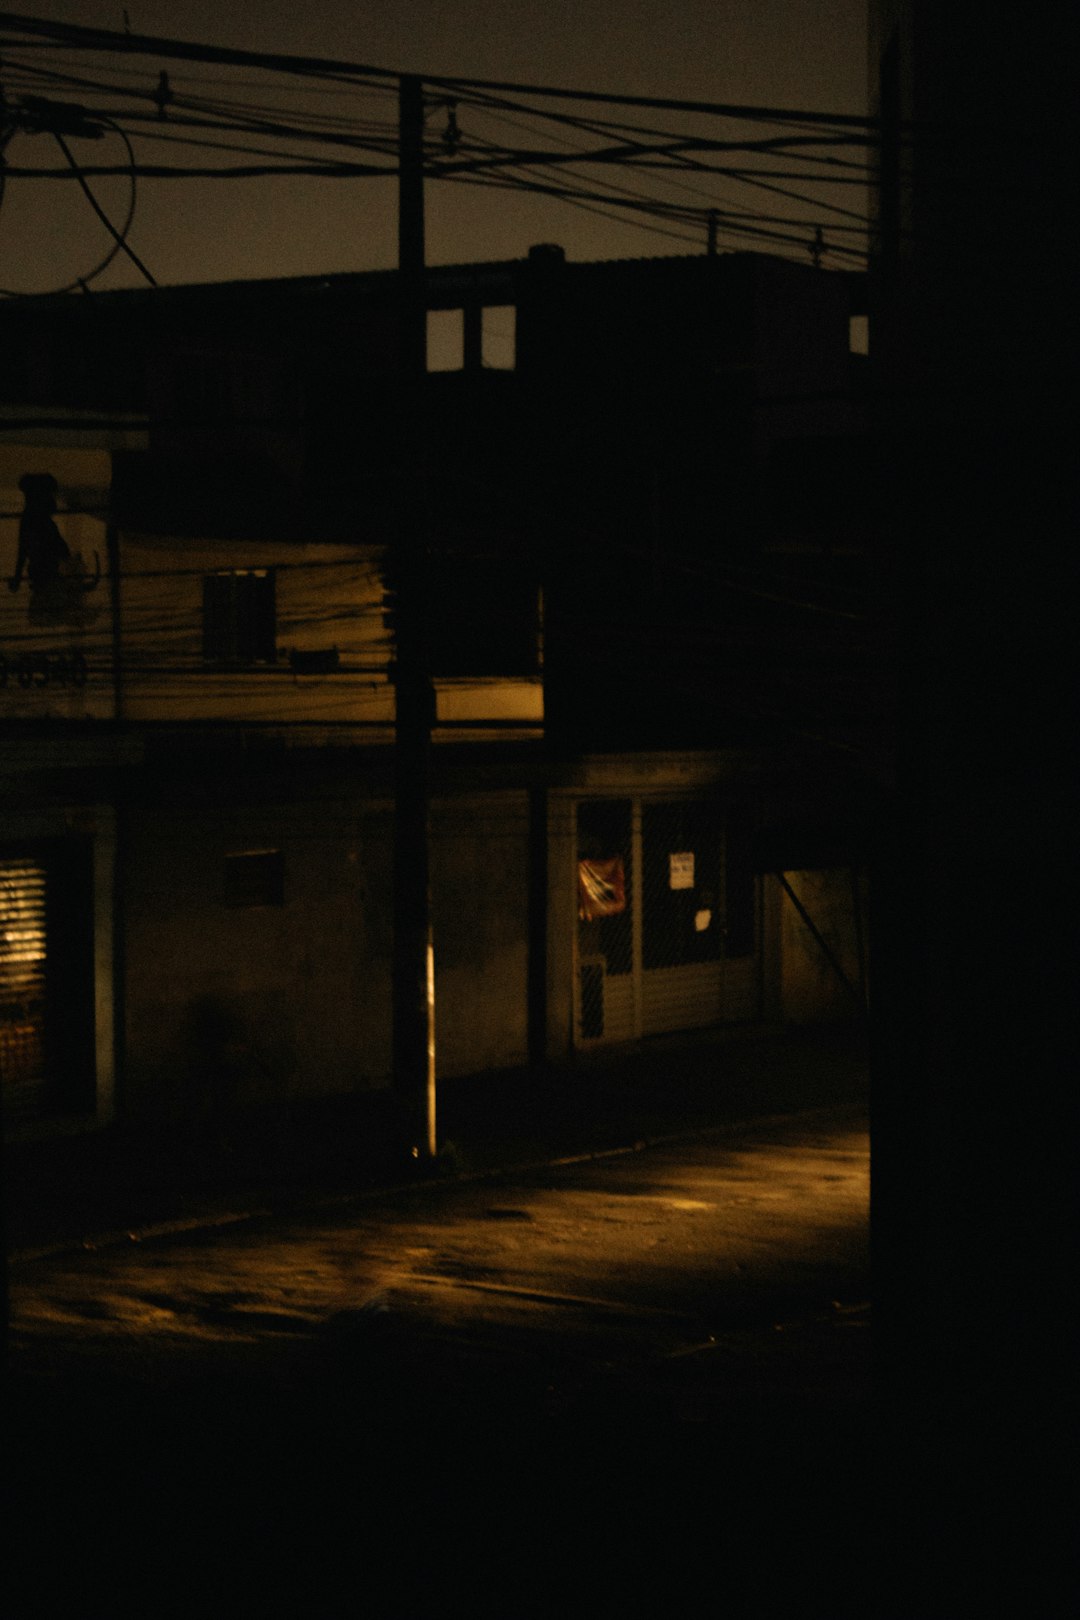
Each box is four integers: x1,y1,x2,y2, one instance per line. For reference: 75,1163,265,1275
1,7,874,293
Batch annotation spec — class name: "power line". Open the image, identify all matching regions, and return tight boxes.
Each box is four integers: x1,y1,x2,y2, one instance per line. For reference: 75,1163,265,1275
2,25,873,282
3,87,869,172
53,123,155,285
0,10,876,128
0,109,146,295
443,165,865,261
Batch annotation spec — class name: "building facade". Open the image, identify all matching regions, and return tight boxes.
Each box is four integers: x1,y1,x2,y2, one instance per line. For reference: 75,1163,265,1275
1,248,875,1141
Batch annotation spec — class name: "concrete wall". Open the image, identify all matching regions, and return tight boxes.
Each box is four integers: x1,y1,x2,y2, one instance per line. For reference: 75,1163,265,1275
117,535,393,727
120,787,532,1118
545,795,578,1062
430,793,530,1079
767,867,869,1024
121,798,394,1119
115,533,541,734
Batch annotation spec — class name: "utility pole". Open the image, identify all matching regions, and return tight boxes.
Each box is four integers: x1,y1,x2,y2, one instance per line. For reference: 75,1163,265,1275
390,73,436,1161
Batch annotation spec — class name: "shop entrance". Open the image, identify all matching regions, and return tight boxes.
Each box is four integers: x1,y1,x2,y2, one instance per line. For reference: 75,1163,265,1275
574,796,759,1047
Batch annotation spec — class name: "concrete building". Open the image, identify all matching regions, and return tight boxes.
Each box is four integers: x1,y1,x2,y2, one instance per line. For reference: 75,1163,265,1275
1,247,877,1142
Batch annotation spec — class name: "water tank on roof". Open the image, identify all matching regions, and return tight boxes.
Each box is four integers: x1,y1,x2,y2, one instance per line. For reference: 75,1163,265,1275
528,244,565,265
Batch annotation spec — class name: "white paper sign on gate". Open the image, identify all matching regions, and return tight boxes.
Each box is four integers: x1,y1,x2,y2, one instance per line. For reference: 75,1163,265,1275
669,851,695,890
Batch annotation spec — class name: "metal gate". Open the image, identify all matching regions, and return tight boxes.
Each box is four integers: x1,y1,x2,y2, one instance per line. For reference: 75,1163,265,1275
0,856,49,1115
574,796,759,1045
575,799,636,1045
640,799,725,1035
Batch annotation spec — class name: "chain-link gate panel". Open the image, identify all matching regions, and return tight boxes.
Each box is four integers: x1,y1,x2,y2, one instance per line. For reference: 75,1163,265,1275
576,799,632,1041
641,800,724,969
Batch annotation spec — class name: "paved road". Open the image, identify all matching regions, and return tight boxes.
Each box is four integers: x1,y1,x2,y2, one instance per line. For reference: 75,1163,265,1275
5,1102,871,1616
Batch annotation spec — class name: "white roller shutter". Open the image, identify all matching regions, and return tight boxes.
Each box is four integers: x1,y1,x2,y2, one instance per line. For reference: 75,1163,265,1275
1,857,48,1113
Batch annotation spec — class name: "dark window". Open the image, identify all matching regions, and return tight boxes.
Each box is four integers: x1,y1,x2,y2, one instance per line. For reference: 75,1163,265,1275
202,569,276,663
423,559,540,677
224,850,284,908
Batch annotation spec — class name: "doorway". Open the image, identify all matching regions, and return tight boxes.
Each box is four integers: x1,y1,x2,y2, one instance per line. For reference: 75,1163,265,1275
574,796,759,1047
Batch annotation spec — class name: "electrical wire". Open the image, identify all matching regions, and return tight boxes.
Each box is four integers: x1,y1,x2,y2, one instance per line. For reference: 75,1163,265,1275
0,115,140,295
0,6,874,690
429,118,871,238
0,10,877,129
427,92,871,263
441,164,866,261
53,123,155,284
0,57,402,156
1,29,875,279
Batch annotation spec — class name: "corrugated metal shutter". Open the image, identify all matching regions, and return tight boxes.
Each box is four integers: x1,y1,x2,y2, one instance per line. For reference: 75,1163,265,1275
641,962,724,1033
0,857,48,1113
578,966,636,1044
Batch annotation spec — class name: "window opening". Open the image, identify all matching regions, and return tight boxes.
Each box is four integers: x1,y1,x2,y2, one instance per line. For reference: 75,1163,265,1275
481,305,516,370
202,569,276,664
426,308,464,372
224,849,284,908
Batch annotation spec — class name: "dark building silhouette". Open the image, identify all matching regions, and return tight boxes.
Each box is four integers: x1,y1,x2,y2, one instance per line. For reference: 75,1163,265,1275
867,7,1073,1611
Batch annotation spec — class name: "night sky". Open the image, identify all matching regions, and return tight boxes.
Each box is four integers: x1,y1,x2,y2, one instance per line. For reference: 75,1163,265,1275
0,0,868,291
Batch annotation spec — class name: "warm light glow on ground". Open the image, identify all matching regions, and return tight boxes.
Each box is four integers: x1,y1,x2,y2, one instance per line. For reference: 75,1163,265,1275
10,1110,869,1390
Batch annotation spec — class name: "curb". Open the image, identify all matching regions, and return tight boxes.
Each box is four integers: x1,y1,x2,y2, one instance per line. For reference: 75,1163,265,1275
6,1099,865,1269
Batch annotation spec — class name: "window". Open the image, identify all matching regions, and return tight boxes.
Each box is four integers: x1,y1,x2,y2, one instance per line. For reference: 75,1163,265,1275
223,850,284,908
426,308,464,372
426,305,516,371
481,305,516,370
202,569,276,663
423,559,540,677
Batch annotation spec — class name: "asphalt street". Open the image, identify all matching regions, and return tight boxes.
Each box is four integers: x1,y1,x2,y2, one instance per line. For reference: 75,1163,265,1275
5,1101,871,1617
